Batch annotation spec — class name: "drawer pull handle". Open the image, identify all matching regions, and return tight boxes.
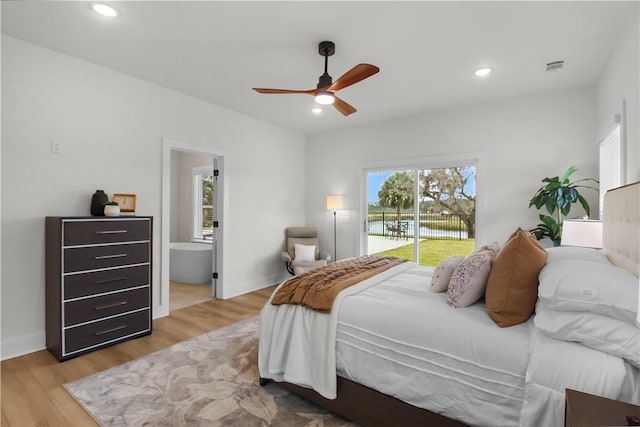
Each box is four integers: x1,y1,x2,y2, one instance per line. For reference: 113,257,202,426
95,325,127,336
96,230,128,235
95,254,127,260
93,277,127,285
95,301,127,311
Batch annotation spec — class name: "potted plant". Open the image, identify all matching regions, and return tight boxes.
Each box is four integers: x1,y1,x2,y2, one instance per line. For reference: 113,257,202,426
529,166,598,246
103,201,120,217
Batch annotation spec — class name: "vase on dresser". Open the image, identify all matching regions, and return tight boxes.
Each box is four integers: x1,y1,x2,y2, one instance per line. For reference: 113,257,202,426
90,190,108,216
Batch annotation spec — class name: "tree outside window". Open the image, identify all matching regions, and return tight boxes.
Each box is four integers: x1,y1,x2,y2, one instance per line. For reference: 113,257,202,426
193,168,214,240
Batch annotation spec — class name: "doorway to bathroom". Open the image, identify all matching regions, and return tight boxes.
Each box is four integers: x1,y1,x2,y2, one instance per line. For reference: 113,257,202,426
161,138,225,316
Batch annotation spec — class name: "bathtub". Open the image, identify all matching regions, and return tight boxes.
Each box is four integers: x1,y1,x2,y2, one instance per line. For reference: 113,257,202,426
169,242,213,284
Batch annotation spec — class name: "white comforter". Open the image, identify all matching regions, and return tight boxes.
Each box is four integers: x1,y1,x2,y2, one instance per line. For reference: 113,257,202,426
258,260,414,399
259,262,636,426
520,326,629,426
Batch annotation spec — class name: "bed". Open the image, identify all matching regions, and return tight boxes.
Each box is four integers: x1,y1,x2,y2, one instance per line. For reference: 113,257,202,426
259,182,640,426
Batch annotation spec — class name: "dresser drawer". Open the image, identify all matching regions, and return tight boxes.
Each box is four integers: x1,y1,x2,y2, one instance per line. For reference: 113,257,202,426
64,242,149,273
64,287,149,326
64,309,150,354
64,265,149,299
64,220,150,246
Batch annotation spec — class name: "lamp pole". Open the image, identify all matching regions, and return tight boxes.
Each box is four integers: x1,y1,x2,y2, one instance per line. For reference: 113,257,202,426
333,209,337,261
326,195,343,263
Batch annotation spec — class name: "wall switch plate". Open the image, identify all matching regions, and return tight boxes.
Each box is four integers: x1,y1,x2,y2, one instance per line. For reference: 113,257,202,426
50,140,62,153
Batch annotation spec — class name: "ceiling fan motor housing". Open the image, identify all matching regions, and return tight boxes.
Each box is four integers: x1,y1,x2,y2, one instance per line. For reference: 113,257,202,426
318,41,335,57
317,73,333,89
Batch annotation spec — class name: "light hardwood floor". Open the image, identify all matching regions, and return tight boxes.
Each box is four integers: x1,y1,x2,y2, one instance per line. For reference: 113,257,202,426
0,285,276,427
170,280,213,311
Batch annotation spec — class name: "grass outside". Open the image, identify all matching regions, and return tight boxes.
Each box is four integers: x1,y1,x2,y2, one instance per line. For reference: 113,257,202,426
373,239,475,266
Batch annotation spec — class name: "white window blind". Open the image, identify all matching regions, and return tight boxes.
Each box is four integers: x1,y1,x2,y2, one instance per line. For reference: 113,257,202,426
599,124,621,219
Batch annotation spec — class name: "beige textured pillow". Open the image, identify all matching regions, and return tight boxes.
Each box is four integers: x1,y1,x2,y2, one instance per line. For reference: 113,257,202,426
447,248,497,307
485,228,548,327
431,256,465,292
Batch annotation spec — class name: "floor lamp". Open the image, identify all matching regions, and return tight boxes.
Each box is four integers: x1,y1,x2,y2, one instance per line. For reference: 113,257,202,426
326,195,343,262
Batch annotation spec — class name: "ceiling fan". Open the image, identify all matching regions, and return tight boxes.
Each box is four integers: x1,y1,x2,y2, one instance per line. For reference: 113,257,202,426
252,41,380,116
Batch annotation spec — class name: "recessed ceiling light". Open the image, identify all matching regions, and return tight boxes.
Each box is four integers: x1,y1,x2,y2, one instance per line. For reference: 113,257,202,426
312,107,323,114
474,67,492,77
91,3,118,17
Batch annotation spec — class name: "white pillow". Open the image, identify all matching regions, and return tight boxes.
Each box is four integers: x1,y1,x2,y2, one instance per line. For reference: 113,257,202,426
431,256,465,292
535,301,640,368
538,259,639,324
545,246,610,265
294,244,316,262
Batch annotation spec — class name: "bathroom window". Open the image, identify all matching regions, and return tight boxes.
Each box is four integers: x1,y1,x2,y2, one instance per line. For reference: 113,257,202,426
193,166,214,241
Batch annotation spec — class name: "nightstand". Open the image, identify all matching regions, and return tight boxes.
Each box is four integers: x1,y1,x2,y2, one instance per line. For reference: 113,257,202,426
565,389,640,427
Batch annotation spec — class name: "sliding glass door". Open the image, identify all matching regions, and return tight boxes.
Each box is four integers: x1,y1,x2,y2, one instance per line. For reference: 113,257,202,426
365,165,476,267
367,170,416,262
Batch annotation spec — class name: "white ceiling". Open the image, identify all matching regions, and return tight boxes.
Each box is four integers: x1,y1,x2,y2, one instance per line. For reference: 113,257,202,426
2,1,637,135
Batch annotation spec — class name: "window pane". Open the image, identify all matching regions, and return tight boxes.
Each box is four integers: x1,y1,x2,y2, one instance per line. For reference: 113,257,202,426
202,208,213,231
599,125,621,218
202,174,214,206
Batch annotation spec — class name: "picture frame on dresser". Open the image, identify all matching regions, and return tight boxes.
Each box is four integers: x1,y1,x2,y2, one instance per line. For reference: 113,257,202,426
112,193,137,213
45,216,153,361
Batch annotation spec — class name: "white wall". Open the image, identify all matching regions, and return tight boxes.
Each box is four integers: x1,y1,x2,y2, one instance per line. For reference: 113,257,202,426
1,36,306,359
597,12,640,184
306,87,598,258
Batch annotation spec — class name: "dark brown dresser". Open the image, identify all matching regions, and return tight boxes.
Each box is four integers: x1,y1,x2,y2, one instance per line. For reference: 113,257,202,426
45,216,152,361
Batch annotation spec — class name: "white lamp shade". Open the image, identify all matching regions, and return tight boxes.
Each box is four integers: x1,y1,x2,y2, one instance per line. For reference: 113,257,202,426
561,219,603,248
326,195,343,210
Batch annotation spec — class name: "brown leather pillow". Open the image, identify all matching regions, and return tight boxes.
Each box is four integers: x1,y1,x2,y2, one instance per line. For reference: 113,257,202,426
485,228,548,327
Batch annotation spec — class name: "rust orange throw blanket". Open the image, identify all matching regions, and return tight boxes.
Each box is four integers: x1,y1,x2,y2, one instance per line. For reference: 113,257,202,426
271,255,407,312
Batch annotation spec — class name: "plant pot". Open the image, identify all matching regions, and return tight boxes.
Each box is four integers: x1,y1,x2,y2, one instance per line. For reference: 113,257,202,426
104,205,120,217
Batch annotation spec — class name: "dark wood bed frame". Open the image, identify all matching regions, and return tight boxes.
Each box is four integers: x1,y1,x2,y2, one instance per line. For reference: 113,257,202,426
260,376,466,426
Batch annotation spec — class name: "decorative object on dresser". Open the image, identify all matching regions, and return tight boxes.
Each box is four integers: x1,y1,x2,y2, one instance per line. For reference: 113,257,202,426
45,216,153,361
103,201,120,217
112,193,137,213
90,190,108,216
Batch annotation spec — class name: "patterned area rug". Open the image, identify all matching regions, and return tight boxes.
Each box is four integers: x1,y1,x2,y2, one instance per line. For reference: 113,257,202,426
64,317,355,426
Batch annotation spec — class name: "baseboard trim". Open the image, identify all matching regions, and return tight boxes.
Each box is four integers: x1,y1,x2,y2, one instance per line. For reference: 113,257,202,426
1,333,45,361
220,273,286,299
2,274,287,360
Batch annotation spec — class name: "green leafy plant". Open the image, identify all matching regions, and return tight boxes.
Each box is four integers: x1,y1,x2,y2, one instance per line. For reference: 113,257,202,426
529,166,598,245
103,201,119,206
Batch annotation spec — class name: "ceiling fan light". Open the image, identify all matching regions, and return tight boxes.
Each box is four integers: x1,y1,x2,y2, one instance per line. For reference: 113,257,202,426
315,92,335,105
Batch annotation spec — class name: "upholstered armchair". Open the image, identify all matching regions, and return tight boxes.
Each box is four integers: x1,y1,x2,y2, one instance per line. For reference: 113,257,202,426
281,227,331,275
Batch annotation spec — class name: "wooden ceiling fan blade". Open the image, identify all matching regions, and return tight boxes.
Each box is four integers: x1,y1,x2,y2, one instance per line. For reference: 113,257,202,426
328,63,380,92
253,88,316,95
333,96,357,116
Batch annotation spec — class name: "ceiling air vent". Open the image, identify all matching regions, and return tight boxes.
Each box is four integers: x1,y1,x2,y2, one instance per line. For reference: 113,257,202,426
546,60,565,72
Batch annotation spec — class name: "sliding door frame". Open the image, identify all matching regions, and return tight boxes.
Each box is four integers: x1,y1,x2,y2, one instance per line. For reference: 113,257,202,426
358,152,487,259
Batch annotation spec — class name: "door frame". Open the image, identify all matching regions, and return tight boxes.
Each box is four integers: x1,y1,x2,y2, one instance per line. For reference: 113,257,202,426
159,137,226,318
358,152,486,259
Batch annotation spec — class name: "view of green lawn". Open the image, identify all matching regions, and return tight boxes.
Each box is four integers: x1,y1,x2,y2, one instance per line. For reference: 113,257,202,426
373,239,475,266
